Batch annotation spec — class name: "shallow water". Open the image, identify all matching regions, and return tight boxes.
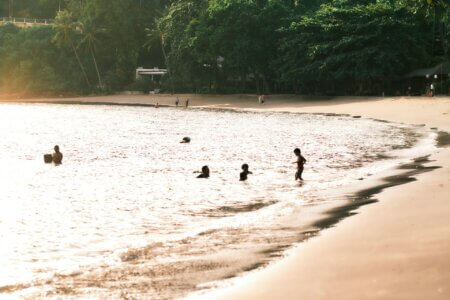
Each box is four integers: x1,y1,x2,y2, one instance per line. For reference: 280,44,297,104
0,103,431,298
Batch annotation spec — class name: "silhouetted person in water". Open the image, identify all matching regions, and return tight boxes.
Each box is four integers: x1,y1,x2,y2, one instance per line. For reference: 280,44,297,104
175,96,179,107
52,145,63,164
196,165,210,178
294,148,306,180
240,163,252,181
180,137,191,143
185,99,189,108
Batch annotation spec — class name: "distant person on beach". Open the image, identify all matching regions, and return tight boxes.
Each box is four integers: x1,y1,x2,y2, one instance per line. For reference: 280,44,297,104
155,102,159,108
430,83,435,97
186,99,189,108
240,164,252,181
258,95,262,104
195,165,210,178
52,145,63,164
175,97,179,107
261,94,265,104
293,148,306,180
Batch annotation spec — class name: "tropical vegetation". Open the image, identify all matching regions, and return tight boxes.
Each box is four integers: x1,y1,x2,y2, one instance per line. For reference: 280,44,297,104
0,0,448,96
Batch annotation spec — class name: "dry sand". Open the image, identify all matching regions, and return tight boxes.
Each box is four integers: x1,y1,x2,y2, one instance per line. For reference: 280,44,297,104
2,94,450,299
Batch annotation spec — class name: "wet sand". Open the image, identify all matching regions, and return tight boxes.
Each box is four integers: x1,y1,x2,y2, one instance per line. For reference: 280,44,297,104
2,94,450,299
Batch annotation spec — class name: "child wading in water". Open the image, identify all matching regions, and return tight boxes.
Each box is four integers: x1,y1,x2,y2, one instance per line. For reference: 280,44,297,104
195,165,210,178
239,163,252,181
294,148,307,180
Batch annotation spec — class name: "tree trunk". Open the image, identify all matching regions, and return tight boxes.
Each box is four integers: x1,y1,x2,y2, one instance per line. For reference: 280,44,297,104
240,72,246,92
89,43,103,89
160,36,174,94
71,40,91,88
432,6,436,55
262,73,270,94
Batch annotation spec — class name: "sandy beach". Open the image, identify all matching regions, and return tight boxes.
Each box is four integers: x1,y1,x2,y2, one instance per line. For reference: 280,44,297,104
1,94,450,299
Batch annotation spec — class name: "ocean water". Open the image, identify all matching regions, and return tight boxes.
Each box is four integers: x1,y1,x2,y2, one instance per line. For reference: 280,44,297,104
0,103,433,299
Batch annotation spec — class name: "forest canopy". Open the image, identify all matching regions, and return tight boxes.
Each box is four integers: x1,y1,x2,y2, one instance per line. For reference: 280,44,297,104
0,0,448,96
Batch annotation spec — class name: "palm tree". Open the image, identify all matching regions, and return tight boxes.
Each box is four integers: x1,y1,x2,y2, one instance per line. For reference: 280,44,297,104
418,0,448,57
80,19,104,89
53,10,91,88
144,13,174,93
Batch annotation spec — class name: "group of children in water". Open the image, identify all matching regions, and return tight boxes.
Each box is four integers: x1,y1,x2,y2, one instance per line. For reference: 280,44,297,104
47,145,307,181
194,148,307,181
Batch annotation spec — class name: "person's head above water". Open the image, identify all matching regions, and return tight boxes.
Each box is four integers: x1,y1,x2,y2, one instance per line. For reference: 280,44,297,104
54,145,60,152
294,148,301,155
202,165,209,174
242,163,249,171
181,136,191,143
197,165,210,178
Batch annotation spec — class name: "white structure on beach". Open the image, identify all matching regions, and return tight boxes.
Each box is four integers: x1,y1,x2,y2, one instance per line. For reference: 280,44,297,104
136,67,168,80
0,17,53,27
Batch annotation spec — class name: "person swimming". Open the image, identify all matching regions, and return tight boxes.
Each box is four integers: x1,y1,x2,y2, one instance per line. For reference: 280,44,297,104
239,163,252,181
180,136,191,143
293,148,306,180
52,145,63,164
196,165,210,178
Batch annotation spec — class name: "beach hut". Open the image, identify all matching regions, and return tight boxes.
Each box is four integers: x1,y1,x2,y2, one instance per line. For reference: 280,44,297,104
404,61,450,95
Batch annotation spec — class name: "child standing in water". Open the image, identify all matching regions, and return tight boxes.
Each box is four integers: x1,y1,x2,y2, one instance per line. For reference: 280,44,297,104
293,148,306,180
52,145,63,165
239,163,252,181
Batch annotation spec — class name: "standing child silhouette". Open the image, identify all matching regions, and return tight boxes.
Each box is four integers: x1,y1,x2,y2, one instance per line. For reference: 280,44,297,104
239,163,252,181
293,148,306,180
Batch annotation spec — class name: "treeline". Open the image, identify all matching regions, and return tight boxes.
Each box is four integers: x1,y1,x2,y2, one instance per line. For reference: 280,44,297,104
0,0,62,19
0,0,448,96
0,0,171,95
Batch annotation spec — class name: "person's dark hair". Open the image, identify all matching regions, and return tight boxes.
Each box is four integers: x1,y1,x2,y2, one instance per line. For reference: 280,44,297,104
202,165,209,173
242,163,249,170
54,145,60,152
294,148,300,154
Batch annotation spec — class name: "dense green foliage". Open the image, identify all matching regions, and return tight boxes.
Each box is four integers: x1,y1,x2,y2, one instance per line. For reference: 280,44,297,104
277,0,429,94
0,23,82,94
0,0,62,19
0,0,449,96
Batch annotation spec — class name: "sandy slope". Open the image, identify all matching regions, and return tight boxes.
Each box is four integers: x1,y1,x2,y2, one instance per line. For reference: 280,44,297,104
1,94,450,299
198,96,450,300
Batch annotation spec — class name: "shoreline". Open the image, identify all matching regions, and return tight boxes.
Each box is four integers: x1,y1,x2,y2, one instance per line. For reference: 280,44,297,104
1,94,450,299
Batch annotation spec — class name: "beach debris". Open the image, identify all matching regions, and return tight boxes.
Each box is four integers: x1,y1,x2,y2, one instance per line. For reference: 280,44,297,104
352,115,361,118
